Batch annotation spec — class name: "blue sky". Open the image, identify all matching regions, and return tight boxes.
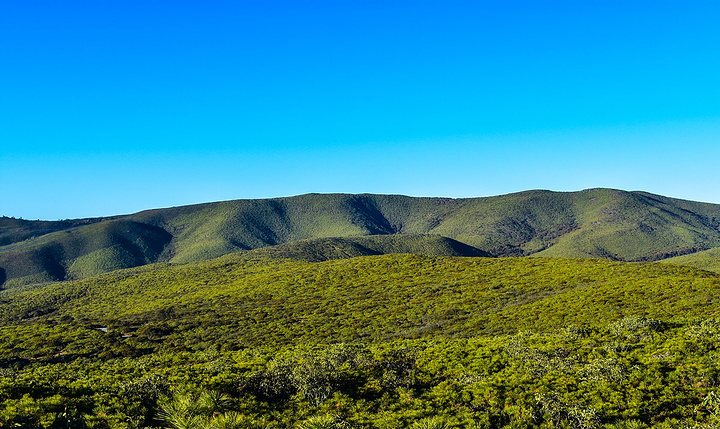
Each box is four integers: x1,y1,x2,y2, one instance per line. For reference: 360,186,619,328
2,1,719,220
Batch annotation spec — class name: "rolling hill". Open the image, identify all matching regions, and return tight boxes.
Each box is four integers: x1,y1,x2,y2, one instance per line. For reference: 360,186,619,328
662,246,720,272
240,234,490,262
3,188,720,288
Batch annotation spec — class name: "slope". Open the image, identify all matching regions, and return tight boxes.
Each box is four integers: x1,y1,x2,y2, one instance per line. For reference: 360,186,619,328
532,189,720,260
0,216,103,246
662,246,720,273
242,234,490,262
0,219,171,288
70,189,720,262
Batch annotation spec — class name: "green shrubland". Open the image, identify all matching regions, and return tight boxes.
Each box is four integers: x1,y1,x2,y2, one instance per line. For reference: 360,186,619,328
2,253,720,427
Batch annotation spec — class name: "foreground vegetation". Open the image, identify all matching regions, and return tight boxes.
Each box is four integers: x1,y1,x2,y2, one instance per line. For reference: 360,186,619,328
2,254,720,427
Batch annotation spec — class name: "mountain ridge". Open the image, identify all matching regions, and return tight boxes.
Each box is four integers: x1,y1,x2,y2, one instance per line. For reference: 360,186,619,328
3,188,720,288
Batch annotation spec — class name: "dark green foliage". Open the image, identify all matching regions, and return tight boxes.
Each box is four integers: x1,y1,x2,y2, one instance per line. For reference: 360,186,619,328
243,234,489,262
5,189,720,288
119,374,171,427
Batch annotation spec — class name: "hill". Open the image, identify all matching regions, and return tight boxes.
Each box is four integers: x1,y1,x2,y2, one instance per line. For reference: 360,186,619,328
0,219,171,288
241,234,490,262
662,247,720,273
0,216,104,247
3,188,720,288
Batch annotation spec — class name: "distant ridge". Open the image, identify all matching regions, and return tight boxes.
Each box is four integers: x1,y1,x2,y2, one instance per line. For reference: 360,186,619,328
3,188,720,287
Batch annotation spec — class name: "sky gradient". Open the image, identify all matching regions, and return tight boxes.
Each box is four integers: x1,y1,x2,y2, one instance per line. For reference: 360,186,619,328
2,1,719,220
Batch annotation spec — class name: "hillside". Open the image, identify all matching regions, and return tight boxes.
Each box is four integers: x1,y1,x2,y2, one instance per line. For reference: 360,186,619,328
241,234,490,262
0,220,171,288
0,216,104,247
3,188,720,288
662,247,720,273
3,253,720,426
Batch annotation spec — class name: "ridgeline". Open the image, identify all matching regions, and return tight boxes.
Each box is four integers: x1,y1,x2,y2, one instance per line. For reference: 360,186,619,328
3,188,720,288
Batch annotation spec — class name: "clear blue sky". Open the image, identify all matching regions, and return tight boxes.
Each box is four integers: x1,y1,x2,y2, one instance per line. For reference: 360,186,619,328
2,1,719,220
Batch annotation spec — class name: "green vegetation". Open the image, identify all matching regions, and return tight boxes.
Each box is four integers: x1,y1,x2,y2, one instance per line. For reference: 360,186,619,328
0,216,102,247
663,247,720,273
4,189,720,288
242,235,489,262
3,253,720,427
4,190,720,426
0,220,171,288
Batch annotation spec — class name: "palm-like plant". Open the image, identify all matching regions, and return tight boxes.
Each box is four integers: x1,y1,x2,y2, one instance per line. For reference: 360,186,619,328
410,417,450,429
158,390,234,429
295,414,353,429
157,393,201,429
